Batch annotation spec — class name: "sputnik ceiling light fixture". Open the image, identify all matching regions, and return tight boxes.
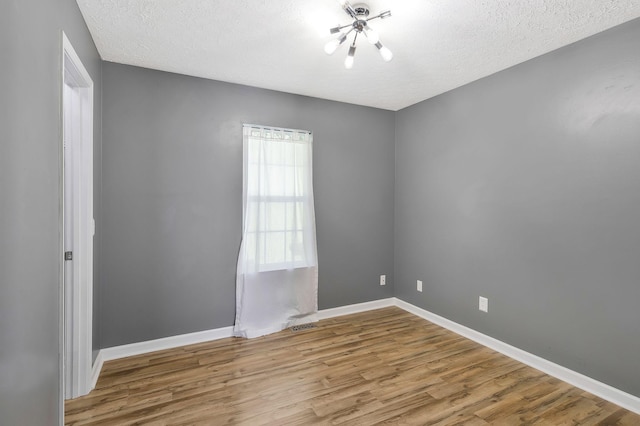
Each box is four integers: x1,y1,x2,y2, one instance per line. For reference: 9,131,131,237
324,0,393,69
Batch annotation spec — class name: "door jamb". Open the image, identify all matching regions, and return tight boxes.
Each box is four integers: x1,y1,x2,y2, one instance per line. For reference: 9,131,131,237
60,31,95,406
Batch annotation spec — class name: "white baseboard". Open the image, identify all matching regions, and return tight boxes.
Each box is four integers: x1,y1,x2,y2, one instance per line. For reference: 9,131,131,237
317,298,396,320
89,296,640,415
90,298,395,387
99,326,235,364
393,298,640,415
96,299,396,366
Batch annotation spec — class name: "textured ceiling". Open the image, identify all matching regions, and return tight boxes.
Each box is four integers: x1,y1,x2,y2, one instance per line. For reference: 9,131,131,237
76,0,640,111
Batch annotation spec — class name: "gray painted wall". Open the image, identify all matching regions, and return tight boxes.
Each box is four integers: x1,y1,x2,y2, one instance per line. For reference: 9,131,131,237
100,62,395,347
0,0,102,424
395,18,640,397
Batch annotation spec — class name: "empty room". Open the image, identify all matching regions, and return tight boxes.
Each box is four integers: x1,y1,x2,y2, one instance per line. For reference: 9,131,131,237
2,0,640,424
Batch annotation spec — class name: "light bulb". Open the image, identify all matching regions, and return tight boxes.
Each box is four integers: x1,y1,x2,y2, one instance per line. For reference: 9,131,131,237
375,41,393,62
324,39,340,55
364,27,379,44
344,45,356,69
344,55,354,69
324,33,347,55
380,46,393,62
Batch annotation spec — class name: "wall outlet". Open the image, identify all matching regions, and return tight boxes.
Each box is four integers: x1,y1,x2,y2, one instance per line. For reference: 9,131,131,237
417,280,423,292
380,275,386,286
479,296,488,313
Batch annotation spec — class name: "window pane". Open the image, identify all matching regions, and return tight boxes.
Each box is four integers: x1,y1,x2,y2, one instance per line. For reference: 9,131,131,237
246,201,259,232
242,126,314,271
266,202,286,231
296,201,305,230
265,232,285,265
245,232,257,265
266,165,284,196
282,165,294,196
286,231,304,262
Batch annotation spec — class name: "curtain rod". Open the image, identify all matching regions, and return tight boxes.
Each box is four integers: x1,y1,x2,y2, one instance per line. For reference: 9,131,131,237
243,123,312,135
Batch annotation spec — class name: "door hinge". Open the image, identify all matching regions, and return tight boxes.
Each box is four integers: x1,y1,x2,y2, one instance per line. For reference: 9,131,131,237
65,251,73,261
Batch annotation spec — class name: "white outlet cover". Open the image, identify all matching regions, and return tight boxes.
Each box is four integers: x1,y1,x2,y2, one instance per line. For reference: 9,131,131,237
479,296,489,312
380,275,386,286
417,280,423,292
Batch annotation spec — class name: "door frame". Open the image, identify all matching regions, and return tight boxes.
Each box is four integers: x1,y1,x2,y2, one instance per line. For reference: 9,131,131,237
60,31,94,402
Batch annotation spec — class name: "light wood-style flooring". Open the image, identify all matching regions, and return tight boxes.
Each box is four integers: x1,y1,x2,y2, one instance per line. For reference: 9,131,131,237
65,307,640,425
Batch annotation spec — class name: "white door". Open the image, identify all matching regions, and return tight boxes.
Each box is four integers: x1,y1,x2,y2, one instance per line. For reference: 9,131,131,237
62,32,94,400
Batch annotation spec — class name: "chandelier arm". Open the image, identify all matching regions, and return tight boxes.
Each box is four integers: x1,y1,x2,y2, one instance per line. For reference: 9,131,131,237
333,23,354,32
337,27,355,41
343,5,358,18
366,10,391,22
366,15,381,22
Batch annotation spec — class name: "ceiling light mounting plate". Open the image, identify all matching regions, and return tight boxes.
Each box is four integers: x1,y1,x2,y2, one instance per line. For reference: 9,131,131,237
352,4,370,17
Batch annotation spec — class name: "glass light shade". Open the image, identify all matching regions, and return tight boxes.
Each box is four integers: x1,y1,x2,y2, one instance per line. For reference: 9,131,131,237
324,39,340,55
375,41,393,62
379,46,393,62
344,55,354,69
324,33,347,55
344,45,356,69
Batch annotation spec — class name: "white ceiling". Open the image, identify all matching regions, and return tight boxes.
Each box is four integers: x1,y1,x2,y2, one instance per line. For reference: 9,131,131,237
77,0,640,111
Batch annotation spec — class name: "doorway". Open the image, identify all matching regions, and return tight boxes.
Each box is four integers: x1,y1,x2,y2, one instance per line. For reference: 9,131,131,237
61,32,94,400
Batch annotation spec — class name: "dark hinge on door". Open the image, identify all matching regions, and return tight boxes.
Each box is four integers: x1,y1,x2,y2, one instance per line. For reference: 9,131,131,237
65,251,73,261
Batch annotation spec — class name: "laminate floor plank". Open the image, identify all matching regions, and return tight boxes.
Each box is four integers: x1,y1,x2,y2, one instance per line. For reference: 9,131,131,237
65,307,639,425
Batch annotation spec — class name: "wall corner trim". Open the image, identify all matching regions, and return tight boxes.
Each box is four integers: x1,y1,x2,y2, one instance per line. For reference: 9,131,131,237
90,351,104,390
393,298,640,415
88,297,640,416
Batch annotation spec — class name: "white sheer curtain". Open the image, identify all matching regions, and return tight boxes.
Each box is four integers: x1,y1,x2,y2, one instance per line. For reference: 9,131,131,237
234,124,318,338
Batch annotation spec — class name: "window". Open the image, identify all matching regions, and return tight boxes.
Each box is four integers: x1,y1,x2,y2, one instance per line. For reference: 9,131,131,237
242,125,316,273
